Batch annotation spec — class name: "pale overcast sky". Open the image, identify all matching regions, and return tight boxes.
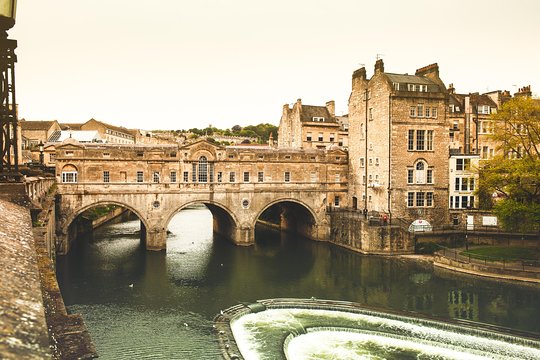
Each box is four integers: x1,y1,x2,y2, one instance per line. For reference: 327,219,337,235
11,0,540,130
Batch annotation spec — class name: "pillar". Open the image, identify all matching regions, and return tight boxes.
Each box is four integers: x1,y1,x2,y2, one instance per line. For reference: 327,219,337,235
145,227,167,251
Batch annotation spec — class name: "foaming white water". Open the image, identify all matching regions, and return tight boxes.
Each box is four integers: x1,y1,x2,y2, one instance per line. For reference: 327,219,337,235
285,330,491,360
231,308,540,360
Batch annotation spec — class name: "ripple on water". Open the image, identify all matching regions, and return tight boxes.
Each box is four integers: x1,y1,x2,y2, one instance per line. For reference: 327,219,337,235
70,304,222,360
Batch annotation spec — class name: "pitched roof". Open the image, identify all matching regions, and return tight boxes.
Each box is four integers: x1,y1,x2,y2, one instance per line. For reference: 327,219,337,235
300,105,336,123
84,118,135,136
60,123,83,130
19,120,58,131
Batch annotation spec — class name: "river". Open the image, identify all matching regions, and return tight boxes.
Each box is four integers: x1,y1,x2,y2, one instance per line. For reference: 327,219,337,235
56,207,540,359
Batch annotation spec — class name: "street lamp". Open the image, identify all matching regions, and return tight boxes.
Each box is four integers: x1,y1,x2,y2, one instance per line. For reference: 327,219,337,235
0,0,18,181
38,140,44,166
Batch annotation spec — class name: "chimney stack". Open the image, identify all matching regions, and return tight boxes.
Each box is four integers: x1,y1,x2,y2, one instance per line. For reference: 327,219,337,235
374,59,384,74
326,100,335,117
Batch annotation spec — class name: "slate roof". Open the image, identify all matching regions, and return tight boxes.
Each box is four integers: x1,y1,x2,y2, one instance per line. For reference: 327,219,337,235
19,121,57,131
300,105,336,123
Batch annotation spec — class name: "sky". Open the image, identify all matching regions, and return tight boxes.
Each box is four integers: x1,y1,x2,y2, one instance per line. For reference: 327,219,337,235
11,0,540,131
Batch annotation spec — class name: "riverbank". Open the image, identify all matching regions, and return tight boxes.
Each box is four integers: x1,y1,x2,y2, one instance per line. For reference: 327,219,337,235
398,253,540,284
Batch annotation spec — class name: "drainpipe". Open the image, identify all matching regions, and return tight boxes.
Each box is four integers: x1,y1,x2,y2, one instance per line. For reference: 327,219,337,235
388,94,392,224
364,89,369,212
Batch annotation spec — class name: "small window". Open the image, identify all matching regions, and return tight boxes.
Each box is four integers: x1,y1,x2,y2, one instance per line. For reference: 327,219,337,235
103,171,110,183
285,155,291,159
229,172,236,182
228,154,234,159
318,133,323,142
335,173,340,182
407,192,414,207
137,171,144,183
183,171,189,182
284,171,291,182
62,172,78,183
170,171,177,183
217,172,223,183
329,133,335,142
306,132,312,142
258,171,264,182
65,150,74,156
313,117,325,122
243,172,250,183
170,152,177,157
407,169,413,184
103,152,110,158
334,196,340,207
137,152,144,157
426,192,433,207
368,108,373,121
410,106,416,117
360,158,365,167
153,171,160,183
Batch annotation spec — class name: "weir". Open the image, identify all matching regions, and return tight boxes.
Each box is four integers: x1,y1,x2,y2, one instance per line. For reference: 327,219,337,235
216,298,540,360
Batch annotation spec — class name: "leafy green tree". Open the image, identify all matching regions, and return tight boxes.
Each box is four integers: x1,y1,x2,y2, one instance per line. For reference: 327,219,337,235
476,97,540,232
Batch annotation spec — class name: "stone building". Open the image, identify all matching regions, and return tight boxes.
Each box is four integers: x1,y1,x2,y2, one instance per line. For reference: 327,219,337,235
278,99,347,149
348,60,450,225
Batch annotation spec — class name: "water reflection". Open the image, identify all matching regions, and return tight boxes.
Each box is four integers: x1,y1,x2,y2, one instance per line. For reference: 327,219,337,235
56,207,540,359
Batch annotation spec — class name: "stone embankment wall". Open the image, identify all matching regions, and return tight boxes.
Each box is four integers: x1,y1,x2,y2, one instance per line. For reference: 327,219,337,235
0,197,52,359
328,210,413,254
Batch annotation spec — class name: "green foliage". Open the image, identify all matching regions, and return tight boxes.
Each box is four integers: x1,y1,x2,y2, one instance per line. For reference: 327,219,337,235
476,97,540,232
83,205,118,220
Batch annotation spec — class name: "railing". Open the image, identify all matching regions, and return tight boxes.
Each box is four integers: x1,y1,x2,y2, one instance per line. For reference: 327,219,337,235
435,244,540,272
24,176,56,202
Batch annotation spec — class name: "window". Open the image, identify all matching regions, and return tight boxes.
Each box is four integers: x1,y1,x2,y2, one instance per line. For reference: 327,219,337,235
229,172,236,183
198,156,208,182
426,130,433,151
425,107,430,118
335,173,340,182
313,116,325,122
449,132,455,141
455,178,460,191
408,84,416,91
393,82,400,91
170,171,177,183
329,133,335,142
416,130,425,151
243,171,250,182
426,192,433,207
137,171,144,183
284,171,291,182
417,104,424,117
153,171,160,183
469,178,475,191
65,150,73,156
408,192,434,207
407,169,413,184
217,171,223,183
432,107,437,118
192,163,197,182
318,133,323,142
170,152,177,158
408,130,414,151
461,177,468,191
407,192,414,207
410,106,416,117
369,158,373,166
334,196,340,207
103,152,110,158
258,171,264,182
456,158,471,171
62,172,78,183
183,171,189,182
477,105,490,114
368,108,373,120
360,158,365,167
306,132,312,142
103,171,110,183
416,192,425,207
416,161,425,184
427,169,433,184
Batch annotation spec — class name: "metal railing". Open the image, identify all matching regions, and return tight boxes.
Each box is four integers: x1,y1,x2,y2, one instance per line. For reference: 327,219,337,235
435,244,540,272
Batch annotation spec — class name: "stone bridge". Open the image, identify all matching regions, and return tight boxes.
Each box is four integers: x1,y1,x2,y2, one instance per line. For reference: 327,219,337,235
54,139,349,253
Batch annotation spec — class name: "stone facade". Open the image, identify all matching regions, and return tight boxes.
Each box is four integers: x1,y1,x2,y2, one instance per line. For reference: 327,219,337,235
348,60,450,226
54,139,349,252
278,99,347,150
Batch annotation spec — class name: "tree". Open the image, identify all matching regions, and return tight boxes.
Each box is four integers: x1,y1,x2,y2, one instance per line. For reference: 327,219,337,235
476,97,540,232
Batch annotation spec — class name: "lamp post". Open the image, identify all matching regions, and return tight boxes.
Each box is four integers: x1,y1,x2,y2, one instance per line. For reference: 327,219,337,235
38,140,44,166
0,0,18,181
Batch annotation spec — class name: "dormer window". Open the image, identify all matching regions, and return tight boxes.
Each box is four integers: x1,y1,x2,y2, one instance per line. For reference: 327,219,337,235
477,105,491,115
393,82,400,91
312,117,325,122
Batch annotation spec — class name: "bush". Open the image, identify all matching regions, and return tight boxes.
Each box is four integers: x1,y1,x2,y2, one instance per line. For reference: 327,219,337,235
415,242,440,254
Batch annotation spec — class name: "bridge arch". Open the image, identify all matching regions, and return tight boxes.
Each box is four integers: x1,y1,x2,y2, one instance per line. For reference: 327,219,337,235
58,200,151,255
163,200,241,244
255,198,320,241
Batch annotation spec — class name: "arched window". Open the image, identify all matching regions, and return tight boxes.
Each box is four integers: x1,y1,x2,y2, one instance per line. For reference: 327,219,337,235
61,164,78,183
415,161,426,184
198,156,208,182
